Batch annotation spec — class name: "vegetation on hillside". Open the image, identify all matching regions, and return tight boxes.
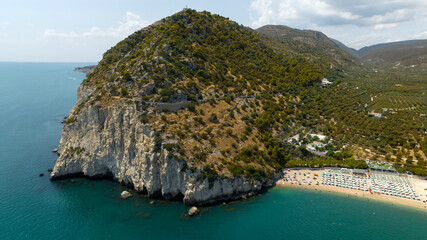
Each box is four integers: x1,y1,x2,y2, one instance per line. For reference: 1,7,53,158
71,9,333,180
256,25,356,73
85,9,322,98
71,9,426,178
285,65,427,175
359,40,427,66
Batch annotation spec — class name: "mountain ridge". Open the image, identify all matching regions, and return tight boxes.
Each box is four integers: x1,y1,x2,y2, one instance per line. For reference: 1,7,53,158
357,39,427,65
255,25,356,71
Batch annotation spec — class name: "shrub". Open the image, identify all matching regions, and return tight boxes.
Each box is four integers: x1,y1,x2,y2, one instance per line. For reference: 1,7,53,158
122,72,132,82
200,164,219,189
209,113,218,123
65,117,76,124
160,87,175,97
120,87,128,97
186,103,196,112
176,130,186,139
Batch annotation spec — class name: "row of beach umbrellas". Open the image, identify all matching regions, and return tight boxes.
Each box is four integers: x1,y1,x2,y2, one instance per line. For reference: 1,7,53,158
371,174,420,200
320,170,368,191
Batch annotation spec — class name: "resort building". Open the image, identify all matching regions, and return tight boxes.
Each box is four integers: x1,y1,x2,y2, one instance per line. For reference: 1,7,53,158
368,112,382,118
366,160,396,173
287,134,301,145
321,78,333,86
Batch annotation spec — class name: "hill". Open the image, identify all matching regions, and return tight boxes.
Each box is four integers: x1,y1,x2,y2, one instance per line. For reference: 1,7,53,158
256,25,356,72
50,9,334,204
358,39,427,66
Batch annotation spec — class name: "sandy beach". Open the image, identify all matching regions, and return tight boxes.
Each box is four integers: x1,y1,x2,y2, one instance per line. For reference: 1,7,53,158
276,169,427,211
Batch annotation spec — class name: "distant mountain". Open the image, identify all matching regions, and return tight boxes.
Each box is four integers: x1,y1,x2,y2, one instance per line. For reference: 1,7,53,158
332,39,358,57
256,25,357,71
358,40,427,65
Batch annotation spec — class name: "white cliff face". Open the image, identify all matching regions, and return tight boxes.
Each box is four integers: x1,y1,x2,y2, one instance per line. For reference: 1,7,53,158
50,86,272,205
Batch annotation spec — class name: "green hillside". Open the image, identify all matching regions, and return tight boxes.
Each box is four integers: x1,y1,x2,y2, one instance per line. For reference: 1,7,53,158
73,9,332,179
256,25,356,72
85,10,322,98
359,40,427,66
72,9,426,177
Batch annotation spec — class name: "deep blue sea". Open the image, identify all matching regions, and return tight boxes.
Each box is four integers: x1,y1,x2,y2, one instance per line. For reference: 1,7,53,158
0,62,426,239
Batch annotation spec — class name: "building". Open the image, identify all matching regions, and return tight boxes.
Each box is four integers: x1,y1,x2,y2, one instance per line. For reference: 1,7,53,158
312,141,324,148
310,134,327,141
321,78,333,86
368,112,382,118
352,169,367,176
287,134,301,145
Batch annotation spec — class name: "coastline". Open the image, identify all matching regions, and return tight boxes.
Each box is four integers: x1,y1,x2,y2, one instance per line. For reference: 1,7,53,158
275,169,427,211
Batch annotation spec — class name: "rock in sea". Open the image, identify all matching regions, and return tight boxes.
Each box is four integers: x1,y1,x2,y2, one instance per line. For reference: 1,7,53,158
188,206,200,216
51,148,60,156
121,190,133,199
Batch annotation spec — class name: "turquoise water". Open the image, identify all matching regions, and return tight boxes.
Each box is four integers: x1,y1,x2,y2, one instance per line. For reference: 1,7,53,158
0,62,426,239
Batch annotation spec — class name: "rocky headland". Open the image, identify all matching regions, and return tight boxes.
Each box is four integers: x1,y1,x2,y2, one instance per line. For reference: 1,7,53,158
50,9,325,205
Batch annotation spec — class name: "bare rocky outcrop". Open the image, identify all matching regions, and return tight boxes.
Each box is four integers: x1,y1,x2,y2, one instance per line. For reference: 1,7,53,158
50,86,272,205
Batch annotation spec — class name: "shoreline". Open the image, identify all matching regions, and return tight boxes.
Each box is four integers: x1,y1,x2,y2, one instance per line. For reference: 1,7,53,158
275,169,427,211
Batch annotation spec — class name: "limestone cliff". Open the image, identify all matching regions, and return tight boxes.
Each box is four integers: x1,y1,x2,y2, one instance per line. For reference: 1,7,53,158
51,85,273,205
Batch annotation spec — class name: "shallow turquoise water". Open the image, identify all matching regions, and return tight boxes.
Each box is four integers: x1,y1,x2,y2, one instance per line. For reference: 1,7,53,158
0,63,426,239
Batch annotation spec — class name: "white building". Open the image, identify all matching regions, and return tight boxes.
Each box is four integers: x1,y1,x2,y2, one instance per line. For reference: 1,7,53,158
321,78,333,86
368,112,382,118
310,134,327,141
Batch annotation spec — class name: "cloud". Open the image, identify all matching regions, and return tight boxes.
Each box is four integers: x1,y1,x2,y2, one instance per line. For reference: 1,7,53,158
2,21,10,29
374,23,397,30
250,0,277,27
250,0,427,28
44,12,149,39
413,31,427,39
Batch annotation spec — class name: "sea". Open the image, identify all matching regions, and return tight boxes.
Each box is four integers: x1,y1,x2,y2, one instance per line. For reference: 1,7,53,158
0,62,426,239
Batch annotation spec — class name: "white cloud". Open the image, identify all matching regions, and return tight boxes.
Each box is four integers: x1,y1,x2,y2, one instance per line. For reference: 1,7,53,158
249,0,426,28
374,23,398,30
413,31,427,39
2,21,10,29
250,0,277,27
249,0,427,49
44,12,149,39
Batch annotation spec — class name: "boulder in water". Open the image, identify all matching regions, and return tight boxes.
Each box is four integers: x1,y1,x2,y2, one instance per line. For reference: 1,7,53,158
188,206,200,216
121,190,132,199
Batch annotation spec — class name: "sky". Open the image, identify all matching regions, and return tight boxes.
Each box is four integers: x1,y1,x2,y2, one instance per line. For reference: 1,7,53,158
1,0,426,62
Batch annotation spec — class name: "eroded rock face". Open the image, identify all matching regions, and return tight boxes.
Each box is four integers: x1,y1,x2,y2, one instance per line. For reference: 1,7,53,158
50,86,272,205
